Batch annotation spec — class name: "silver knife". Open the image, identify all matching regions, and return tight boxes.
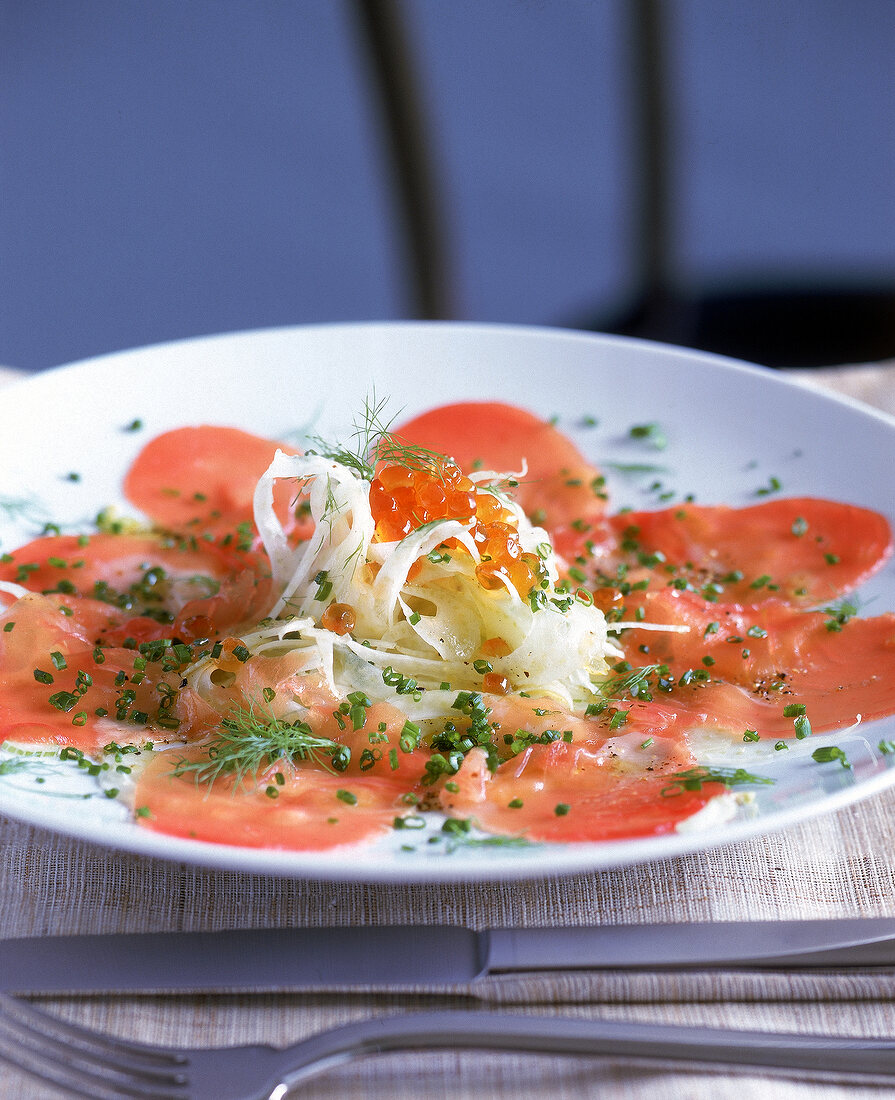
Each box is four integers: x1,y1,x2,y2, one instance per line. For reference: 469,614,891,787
3,919,895,994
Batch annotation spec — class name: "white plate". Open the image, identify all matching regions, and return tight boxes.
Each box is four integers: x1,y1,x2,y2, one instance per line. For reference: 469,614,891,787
1,322,894,881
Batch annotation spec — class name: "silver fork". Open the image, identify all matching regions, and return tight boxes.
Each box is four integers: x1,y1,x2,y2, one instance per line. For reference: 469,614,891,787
2,993,895,1099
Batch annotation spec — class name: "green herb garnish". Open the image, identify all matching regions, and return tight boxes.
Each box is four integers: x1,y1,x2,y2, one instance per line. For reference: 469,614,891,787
661,766,774,797
172,700,350,790
628,422,667,450
811,745,851,769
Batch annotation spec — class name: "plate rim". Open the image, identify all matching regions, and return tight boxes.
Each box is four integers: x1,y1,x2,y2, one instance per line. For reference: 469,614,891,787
1,319,894,881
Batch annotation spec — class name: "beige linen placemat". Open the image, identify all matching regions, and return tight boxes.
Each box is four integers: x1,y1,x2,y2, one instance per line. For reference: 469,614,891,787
3,800,895,1099
781,363,895,416
1,360,894,1098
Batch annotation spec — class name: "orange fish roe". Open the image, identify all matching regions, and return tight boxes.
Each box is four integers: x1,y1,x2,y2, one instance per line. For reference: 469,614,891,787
370,459,550,598
321,602,357,636
473,523,546,596
591,586,625,614
370,458,477,542
482,671,511,695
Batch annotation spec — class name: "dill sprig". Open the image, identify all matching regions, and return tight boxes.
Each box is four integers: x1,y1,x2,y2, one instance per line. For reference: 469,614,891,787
814,596,861,632
308,393,451,483
439,816,534,852
373,434,452,478
661,766,774,797
596,662,672,702
0,758,31,777
0,493,50,529
445,833,535,853
306,393,392,479
172,699,351,790
603,462,670,476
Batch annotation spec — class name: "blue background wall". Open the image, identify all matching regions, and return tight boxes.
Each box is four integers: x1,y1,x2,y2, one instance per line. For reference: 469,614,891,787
1,0,893,369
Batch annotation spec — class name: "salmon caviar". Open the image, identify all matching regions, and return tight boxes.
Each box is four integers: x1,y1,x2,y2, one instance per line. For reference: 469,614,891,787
473,525,546,595
482,671,511,694
480,636,512,658
370,459,477,542
591,586,625,614
370,460,550,597
321,602,356,636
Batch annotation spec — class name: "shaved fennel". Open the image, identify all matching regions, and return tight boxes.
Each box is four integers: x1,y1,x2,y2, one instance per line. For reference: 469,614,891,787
189,446,628,721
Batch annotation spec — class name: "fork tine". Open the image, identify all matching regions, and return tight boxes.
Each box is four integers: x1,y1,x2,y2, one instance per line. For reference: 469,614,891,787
0,994,190,1099
0,994,186,1069
0,1042,157,1100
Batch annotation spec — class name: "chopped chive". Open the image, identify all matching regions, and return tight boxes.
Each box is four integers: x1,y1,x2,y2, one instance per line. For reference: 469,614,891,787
794,715,812,739
629,422,667,449
811,745,850,768
755,475,782,496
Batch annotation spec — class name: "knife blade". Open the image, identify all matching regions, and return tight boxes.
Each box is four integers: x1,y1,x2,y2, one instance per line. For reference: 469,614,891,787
3,918,894,994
